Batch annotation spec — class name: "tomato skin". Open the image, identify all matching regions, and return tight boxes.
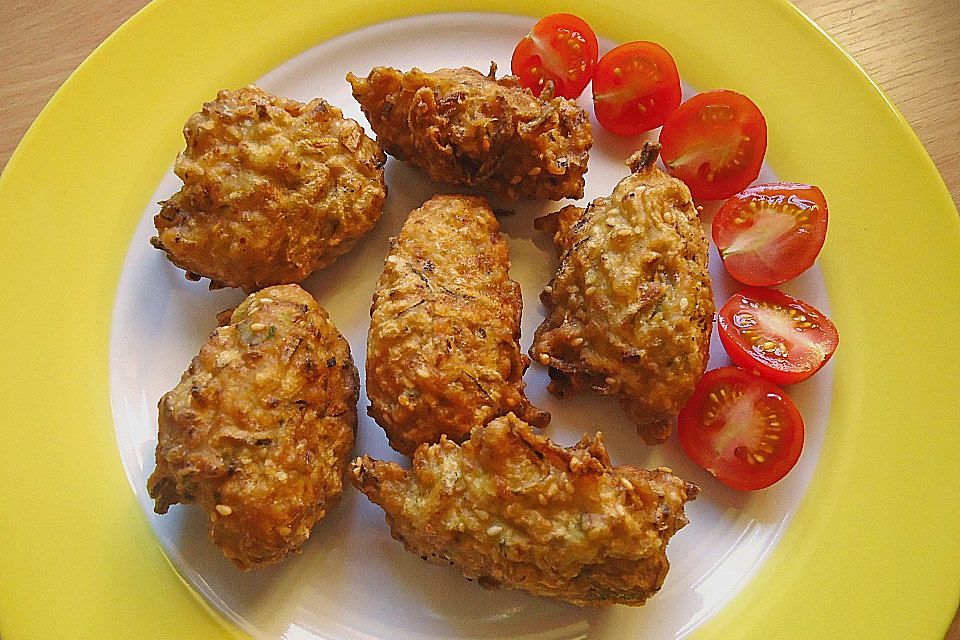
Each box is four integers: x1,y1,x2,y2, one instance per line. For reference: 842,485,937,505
591,41,682,136
678,367,804,491
659,90,768,200
718,288,839,386
713,183,829,286
511,13,599,99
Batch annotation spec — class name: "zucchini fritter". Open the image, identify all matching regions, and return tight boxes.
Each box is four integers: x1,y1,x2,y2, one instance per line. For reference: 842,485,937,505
366,195,548,456
151,85,386,291
347,65,591,201
531,143,714,444
351,413,698,606
147,285,359,569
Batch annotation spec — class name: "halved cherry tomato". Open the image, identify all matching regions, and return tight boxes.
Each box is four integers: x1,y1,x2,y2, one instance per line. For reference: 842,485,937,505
678,366,804,491
713,183,828,286
659,90,767,200
718,288,839,385
511,13,598,99
591,41,682,136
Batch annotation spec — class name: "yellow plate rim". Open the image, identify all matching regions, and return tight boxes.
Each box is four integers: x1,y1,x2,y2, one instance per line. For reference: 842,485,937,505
1,0,958,638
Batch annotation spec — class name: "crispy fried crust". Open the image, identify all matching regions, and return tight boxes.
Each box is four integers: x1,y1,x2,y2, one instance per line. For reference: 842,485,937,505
147,285,359,569
151,85,386,291
366,195,548,456
531,143,714,444
347,65,591,201
351,414,697,606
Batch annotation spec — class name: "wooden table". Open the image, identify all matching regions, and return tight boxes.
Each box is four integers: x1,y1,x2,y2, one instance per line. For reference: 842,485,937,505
0,1,957,638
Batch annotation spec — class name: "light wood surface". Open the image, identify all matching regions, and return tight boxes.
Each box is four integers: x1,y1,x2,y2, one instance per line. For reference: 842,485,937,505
794,0,960,210
0,1,957,638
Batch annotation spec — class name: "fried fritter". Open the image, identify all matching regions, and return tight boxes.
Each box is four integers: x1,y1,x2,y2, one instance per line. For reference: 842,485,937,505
366,195,548,456
151,85,386,291
351,413,698,606
147,284,359,569
531,143,714,445
347,65,591,201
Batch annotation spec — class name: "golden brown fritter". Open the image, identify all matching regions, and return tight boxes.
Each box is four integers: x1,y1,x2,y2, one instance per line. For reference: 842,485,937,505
351,413,697,606
147,284,359,570
366,195,548,456
347,65,591,201
531,143,714,445
151,85,386,291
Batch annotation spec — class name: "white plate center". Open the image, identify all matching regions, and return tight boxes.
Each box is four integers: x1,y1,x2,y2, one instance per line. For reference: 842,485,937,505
110,12,833,640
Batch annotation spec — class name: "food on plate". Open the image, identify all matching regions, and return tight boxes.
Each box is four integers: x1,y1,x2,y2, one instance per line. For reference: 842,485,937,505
147,284,359,569
531,142,714,445
678,366,804,490
658,89,767,200
713,182,829,286
592,41,682,136
151,85,387,291
511,13,598,99
366,194,549,456
351,413,698,606
718,287,839,385
347,64,592,200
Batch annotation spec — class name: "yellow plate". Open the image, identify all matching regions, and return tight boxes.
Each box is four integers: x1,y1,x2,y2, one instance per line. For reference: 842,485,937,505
1,1,958,638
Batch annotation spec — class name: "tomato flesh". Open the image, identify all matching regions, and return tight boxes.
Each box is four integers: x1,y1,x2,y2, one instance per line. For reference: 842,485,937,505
718,288,839,385
713,183,828,286
592,41,682,136
678,366,804,490
658,90,767,200
511,13,598,99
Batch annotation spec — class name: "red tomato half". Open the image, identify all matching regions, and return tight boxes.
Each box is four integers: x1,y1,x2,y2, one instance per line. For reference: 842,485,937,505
591,41,682,136
659,90,767,200
713,183,828,286
718,288,839,385
511,13,598,99
678,366,804,491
